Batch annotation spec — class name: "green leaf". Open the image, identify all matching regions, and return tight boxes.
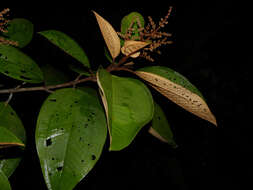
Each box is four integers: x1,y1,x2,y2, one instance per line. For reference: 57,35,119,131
68,64,91,77
41,64,70,86
0,126,24,148
0,44,44,83
97,69,154,151
36,88,107,190
121,12,145,40
0,102,26,178
38,30,90,68
0,170,11,190
3,18,34,48
136,66,217,126
150,102,177,148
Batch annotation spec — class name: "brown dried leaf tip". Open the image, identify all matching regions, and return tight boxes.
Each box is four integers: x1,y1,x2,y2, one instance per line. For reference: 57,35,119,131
0,8,18,46
140,6,174,62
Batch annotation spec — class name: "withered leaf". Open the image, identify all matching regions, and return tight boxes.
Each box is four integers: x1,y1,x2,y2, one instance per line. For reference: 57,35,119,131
93,11,121,59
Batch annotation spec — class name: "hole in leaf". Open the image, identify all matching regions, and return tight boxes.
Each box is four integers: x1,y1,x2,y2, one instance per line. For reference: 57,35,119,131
49,99,57,102
52,157,55,160
4,71,9,74
74,101,79,104
81,160,85,163
91,155,96,160
57,166,63,171
46,138,52,146
10,112,14,116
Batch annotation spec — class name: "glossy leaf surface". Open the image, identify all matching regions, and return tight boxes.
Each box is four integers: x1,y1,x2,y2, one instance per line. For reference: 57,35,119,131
97,69,154,151
0,45,43,83
36,88,107,190
38,30,90,68
136,66,217,126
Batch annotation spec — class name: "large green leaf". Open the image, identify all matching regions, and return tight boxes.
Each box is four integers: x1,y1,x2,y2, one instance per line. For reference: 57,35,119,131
0,44,44,83
36,88,107,190
41,64,70,86
2,18,34,48
121,12,145,41
0,102,26,178
0,170,11,190
136,66,217,126
150,102,177,148
38,30,90,68
97,69,154,151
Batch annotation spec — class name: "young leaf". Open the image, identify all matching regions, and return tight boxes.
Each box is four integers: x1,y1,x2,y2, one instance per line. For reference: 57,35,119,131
0,170,11,190
150,102,177,148
0,44,44,83
36,88,107,190
97,69,154,151
2,18,34,48
93,11,121,59
121,12,145,40
135,66,217,126
41,64,70,86
121,40,149,58
38,30,90,68
0,102,26,178
0,126,25,148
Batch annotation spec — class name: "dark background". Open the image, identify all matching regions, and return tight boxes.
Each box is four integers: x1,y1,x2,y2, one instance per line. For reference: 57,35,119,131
1,3,252,190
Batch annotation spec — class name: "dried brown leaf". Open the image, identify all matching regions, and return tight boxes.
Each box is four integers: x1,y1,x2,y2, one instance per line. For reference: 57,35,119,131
93,11,121,59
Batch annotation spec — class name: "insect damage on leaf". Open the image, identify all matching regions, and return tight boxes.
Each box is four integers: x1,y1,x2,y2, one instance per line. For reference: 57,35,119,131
135,71,217,126
93,11,121,60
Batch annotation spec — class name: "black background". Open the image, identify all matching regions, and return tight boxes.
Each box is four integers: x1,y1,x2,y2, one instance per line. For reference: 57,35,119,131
1,3,252,190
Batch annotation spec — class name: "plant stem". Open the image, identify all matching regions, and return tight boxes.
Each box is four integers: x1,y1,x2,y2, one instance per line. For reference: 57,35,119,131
0,53,138,95
0,76,96,94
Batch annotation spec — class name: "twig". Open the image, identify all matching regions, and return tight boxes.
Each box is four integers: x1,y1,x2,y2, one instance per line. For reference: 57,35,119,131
0,76,96,94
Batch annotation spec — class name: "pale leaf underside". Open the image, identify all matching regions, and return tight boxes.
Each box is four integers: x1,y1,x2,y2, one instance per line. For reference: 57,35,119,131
93,11,121,59
121,40,149,58
148,127,168,143
135,71,217,126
